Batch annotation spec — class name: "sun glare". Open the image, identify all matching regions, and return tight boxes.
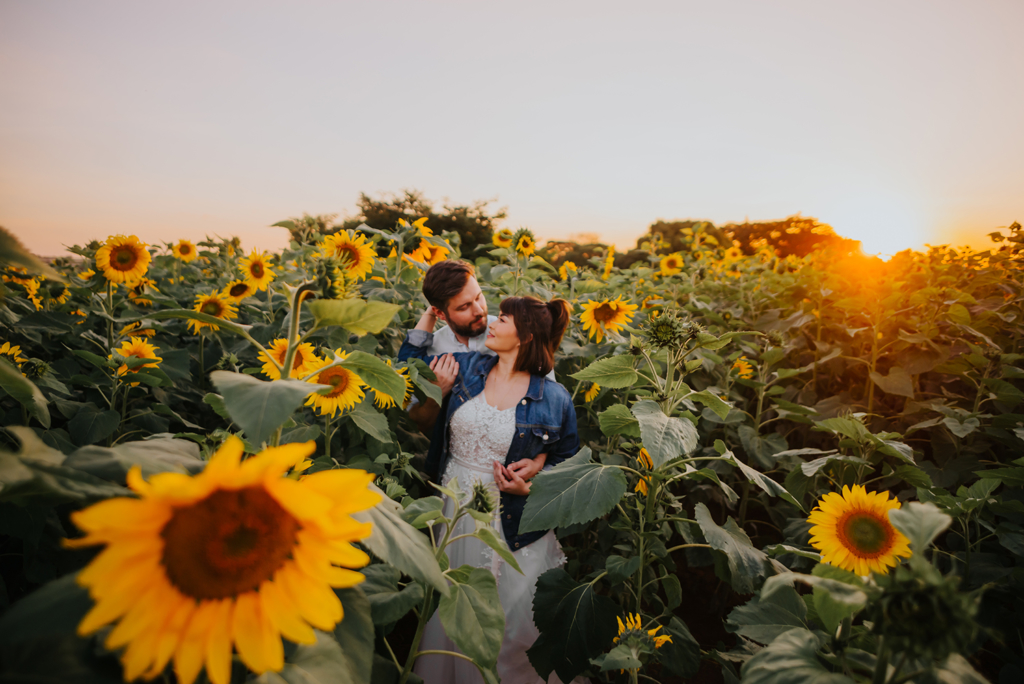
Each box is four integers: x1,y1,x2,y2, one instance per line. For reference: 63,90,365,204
824,195,928,258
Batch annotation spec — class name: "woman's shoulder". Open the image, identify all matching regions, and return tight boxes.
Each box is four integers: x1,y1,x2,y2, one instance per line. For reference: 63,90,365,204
540,376,572,403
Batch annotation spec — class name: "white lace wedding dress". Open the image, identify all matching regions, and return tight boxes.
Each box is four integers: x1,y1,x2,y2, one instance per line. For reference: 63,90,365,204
413,393,578,684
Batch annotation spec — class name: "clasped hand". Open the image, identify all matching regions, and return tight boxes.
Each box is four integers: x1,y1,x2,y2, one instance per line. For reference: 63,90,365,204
492,454,546,496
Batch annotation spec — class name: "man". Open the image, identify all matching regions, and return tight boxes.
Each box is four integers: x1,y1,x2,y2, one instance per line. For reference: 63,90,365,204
406,260,496,434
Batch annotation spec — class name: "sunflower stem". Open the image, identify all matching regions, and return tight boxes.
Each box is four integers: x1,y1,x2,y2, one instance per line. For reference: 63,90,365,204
106,281,114,351
280,286,307,379
399,584,434,684
324,413,333,461
871,638,890,684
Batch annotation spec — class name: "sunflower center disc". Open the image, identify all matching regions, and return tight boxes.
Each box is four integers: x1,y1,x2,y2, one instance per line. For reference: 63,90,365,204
113,248,137,269
251,263,264,278
594,304,616,323
161,487,299,599
229,283,248,297
321,368,348,397
841,512,892,557
200,302,222,316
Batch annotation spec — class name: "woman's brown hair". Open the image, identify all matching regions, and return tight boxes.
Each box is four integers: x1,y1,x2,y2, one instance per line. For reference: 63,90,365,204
498,296,571,376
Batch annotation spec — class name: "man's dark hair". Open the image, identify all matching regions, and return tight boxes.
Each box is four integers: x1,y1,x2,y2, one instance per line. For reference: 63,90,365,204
499,296,571,376
423,260,475,312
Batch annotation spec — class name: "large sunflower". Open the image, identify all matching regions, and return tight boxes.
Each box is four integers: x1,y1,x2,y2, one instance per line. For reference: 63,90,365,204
579,296,638,343
111,336,162,377
189,292,238,333
222,279,256,303
66,436,380,684
96,235,152,284
239,250,275,291
658,252,684,277
320,231,376,281
807,484,912,576
304,352,366,416
493,229,514,249
172,240,199,262
258,339,320,380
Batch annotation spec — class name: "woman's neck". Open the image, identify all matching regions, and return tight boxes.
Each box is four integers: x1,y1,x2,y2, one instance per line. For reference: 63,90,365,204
492,351,526,381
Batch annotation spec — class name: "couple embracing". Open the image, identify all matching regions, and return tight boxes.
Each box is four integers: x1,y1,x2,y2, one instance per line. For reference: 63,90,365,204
397,260,584,684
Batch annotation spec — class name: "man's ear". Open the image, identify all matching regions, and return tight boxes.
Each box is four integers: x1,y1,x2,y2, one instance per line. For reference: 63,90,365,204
432,305,448,322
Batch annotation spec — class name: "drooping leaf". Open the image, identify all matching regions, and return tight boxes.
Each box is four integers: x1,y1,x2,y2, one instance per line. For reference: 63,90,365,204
439,566,505,670
0,357,50,427
687,389,731,420
888,501,951,559
0,225,65,281
604,555,641,585
726,583,807,644
761,569,867,635
737,425,788,469
519,447,627,534
348,399,393,443
740,628,854,684
569,355,638,389
307,299,401,336
472,525,522,574
145,308,253,335
359,565,424,626
67,405,120,446
631,400,698,466
527,567,619,683
800,454,871,477
598,404,641,438
730,451,804,511
400,496,445,529
591,643,641,672
352,487,449,593
63,438,203,483
660,616,702,678
869,366,915,398
695,502,769,594
0,427,128,505
339,351,406,403
210,370,327,447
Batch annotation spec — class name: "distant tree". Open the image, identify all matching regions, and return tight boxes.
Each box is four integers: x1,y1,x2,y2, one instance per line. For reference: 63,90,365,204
338,190,507,255
538,240,609,270
635,215,861,258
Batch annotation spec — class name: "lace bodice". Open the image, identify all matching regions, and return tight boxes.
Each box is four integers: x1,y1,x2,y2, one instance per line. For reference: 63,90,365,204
448,393,516,469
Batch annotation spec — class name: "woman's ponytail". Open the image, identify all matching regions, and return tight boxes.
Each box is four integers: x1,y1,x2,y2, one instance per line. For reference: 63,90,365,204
546,298,570,352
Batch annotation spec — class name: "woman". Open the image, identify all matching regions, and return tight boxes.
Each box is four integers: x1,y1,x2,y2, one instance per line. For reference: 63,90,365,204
398,295,580,684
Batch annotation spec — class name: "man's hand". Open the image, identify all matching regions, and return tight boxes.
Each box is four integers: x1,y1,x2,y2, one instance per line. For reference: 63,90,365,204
493,461,531,496
506,453,547,481
429,353,459,397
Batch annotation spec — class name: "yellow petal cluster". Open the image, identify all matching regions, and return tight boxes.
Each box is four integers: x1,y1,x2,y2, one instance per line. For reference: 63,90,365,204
807,484,912,576
67,436,380,684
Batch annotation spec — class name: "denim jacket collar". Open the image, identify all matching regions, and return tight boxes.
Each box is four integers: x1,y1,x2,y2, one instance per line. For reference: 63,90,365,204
467,354,545,401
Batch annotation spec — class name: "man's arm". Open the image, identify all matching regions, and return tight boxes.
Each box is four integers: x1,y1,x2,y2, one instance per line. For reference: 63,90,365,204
409,353,459,434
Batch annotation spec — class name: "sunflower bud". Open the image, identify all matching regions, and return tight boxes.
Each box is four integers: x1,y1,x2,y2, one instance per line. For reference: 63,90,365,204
865,563,980,661
644,309,691,350
469,481,496,515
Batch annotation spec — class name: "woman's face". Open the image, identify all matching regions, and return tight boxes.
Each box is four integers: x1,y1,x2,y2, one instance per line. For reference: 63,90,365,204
485,312,521,354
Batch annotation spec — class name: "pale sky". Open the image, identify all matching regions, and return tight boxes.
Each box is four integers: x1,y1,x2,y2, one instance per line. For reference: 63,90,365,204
2,0,1021,258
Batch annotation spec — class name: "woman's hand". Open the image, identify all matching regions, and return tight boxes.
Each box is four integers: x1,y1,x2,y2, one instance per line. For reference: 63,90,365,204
507,453,547,481
493,461,531,495
429,354,459,397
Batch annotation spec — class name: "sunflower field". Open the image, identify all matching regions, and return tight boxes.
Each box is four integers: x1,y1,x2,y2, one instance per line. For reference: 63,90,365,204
0,217,1022,684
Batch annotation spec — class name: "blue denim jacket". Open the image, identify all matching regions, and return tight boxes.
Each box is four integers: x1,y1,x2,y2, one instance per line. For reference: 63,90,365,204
398,335,579,550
